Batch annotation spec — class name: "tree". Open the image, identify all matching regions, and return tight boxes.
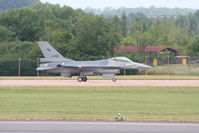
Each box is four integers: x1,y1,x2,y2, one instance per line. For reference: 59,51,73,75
121,12,128,37
188,37,199,56
73,15,120,60
176,16,190,28
189,15,199,35
0,8,44,41
195,10,199,20
149,23,190,48
127,18,152,46
130,18,143,33
0,25,15,41
111,15,122,36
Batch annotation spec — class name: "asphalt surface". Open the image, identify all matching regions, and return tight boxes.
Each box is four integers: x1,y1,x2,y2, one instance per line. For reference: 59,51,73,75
1,80,199,86
0,121,199,133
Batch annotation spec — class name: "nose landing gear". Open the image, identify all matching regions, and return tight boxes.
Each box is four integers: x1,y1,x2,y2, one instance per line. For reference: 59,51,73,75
112,78,116,82
77,76,87,82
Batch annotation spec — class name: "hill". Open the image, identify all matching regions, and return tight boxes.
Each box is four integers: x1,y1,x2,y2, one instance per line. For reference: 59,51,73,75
0,0,40,11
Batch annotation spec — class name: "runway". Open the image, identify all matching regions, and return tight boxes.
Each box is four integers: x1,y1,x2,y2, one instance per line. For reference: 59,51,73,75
0,121,199,133
0,80,199,86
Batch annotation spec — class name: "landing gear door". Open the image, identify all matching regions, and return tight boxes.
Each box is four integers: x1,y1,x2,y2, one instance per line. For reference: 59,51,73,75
80,71,94,76
102,74,114,79
61,73,72,77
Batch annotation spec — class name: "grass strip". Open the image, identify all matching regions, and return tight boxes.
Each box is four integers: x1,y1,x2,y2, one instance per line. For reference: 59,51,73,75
0,86,199,122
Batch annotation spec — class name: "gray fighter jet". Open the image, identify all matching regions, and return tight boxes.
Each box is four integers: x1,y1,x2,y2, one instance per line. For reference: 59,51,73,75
36,41,151,82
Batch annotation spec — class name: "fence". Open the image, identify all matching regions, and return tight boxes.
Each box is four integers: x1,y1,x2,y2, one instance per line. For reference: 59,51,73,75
0,58,39,76
0,57,199,76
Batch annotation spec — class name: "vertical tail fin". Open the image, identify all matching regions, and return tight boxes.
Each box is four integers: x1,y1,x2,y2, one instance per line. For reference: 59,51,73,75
38,41,64,58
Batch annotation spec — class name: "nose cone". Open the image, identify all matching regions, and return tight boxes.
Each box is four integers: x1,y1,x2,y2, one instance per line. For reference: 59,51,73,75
133,62,152,69
140,64,152,69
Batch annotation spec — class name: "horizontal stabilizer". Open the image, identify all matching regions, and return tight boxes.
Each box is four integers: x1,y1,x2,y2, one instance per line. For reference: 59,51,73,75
40,58,72,63
36,66,57,71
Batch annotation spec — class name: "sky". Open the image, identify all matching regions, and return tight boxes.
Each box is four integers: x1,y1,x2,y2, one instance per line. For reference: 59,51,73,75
40,0,199,9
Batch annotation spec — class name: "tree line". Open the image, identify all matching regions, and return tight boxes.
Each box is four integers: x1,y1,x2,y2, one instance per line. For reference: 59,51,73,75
84,7,196,17
110,11,199,56
0,3,199,75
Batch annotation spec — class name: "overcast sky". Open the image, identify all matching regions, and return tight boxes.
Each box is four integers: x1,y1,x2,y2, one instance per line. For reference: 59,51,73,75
40,0,199,9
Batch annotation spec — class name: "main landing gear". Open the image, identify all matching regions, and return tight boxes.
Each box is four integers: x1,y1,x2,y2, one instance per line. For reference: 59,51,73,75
77,76,116,82
77,76,87,82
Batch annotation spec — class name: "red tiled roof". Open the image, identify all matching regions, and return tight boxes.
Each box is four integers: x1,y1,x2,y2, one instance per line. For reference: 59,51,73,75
144,46,179,52
115,46,180,52
115,46,141,52
144,46,166,52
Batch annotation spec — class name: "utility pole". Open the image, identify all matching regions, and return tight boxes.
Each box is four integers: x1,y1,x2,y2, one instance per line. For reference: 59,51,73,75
37,58,40,76
167,55,170,65
145,55,148,65
18,58,21,77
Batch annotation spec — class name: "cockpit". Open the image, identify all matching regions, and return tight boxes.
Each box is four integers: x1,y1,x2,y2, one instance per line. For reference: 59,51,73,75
110,57,133,62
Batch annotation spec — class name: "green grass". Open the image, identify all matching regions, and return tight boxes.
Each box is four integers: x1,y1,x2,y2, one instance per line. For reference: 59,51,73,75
1,75,199,80
146,64,199,76
0,86,199,122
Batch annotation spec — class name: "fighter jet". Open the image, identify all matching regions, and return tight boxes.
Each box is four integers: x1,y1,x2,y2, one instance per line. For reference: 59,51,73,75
36,41,151,82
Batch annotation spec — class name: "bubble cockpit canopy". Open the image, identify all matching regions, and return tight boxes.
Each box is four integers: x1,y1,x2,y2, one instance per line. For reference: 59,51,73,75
110,57,133,62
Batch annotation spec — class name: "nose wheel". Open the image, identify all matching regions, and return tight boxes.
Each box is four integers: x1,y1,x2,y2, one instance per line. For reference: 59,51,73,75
112,78,116,82
77,76,87,82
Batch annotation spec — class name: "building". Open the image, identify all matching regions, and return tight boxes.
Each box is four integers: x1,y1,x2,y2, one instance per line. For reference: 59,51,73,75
115,46,180,65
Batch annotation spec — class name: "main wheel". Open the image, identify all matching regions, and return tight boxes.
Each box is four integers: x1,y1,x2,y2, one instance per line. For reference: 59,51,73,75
112,78,116,82
77,77,83,82
82,77,87,82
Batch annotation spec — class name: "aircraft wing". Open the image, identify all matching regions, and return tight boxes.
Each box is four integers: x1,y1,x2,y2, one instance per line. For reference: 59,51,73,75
36,65,121,71
59,64,121,69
